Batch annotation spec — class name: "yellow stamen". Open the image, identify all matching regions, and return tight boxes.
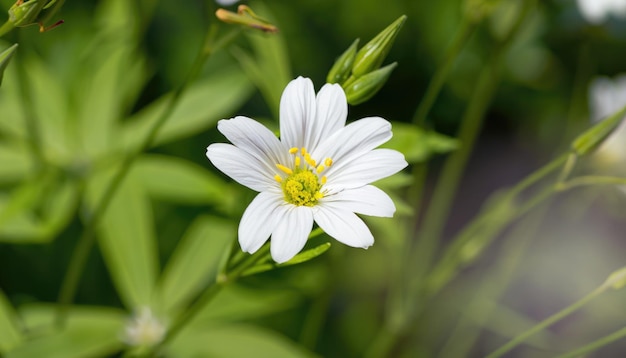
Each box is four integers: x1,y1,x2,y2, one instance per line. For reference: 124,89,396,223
295,156,301,167
276,164,293,175
304,154,316,168
321,176,327,184
314,192,324,200
316,165,325,173
274,174,282,182
289,147,298,154
301,147,307,156
325,158,333,167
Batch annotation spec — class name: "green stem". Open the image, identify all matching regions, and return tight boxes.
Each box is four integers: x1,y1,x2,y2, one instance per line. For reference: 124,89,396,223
438,197,552,358
556,175,626,191
156,280,226,350
410,0,536,297
485,285,607,358
55,23,228,326
424,154,568,299
412,19,475,127
554,326,626,358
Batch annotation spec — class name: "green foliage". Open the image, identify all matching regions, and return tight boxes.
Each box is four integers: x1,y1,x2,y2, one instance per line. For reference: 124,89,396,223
0,43,16,86
383,122,459,163
7,305,125,358
0,290,21,354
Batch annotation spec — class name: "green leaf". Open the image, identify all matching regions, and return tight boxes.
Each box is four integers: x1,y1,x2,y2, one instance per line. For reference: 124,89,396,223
157,215,235,314
22,54,73,160
119,67,253,152
0,140,32,184
7,305,125,358
169,323,315,358
0,44,18,87
241,242,332,276
195,284,300,323
86,167,159,308
134,154,238,209
76,46,147,158
0,290,22,354
231,1,292,117
384,123,459,163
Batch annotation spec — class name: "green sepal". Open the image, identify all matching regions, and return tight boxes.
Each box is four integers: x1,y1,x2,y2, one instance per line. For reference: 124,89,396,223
0,44,18,87
351,15,406,78
572,105,626,156
240,242,331,277
326,38,359,85
345,62,397,105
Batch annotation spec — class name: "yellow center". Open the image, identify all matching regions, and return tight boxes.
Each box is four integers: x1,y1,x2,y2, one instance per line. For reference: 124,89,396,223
274,147,332,206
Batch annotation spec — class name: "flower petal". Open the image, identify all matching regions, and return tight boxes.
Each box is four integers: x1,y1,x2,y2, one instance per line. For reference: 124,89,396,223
206,143,275,192
324,149,408,191
279,77,317,149
239,191,284,254
217,116,290,166
308,83,347,150
311,116,392,165
313,206,374,248
321,185,396,217
270,206,314,263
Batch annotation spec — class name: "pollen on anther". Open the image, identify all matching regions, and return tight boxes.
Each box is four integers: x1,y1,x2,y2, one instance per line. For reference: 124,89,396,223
316,165,325,173
295,156,301,167
289,147,298,154
274,174,282,182
276,164,293,175
321,176,327,184
315,192,324,200
325,158,333,167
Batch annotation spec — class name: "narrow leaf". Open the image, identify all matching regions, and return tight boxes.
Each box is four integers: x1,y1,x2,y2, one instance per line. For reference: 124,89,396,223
0,290,22,354
158,215,235,314
86,167,159,308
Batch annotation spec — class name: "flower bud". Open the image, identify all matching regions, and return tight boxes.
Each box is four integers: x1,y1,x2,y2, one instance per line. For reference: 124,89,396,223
604,266,626,290
8,0,64,32
351,15,406,78
216,5,278,33
345,62,397,105
326,39,359,85
0,44,18,86
572,105,626,156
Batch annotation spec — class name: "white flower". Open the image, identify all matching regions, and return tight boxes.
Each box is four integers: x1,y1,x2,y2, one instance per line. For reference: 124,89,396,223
123,307,167,347
576,0,626,24
206,77,407,263
589,75,626,166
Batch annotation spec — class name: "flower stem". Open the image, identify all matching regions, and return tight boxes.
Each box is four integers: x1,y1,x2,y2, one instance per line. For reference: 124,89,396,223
55,23,227,326
554,326,626,358
423,153,569,298
485,285,607,358
412,18,475,127
409,0,536,299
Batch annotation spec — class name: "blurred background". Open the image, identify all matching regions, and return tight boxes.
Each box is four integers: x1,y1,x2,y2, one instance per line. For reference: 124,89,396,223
1,0,626,357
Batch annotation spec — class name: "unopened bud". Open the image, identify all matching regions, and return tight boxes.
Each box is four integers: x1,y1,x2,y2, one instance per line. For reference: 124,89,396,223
327,39,359,85
345,62,397,105
352,15,406,78
0,44,18,86
605,266,626,290
216,5,278,33
572,105,626,156
8,0,63,32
